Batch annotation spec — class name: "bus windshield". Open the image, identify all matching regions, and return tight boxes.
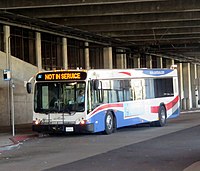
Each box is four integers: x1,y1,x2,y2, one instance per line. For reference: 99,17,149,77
34,82,86,114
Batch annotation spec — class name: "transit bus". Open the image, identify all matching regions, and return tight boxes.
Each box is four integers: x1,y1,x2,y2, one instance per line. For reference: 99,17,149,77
26,68,180,134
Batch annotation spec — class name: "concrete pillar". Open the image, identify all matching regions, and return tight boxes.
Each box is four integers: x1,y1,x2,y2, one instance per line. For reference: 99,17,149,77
134,54,140,68
3,25,10,68
146,55,152,68
171,59,175,65
124,53,127,69
178,63,184,110
182,63,192,110
103,47,112,69
62,37,68,69
188,63,192,109
36,32,42,71
157,57,163,68
85,42,90,69
116,49,126,69
194,64,198,108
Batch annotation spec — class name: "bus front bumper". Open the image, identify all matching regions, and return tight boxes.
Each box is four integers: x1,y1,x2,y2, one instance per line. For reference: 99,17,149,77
32,123,94,134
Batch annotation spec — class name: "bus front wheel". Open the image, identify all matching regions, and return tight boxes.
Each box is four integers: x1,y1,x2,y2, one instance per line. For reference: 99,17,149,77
156,105,166,127
105,112,114,134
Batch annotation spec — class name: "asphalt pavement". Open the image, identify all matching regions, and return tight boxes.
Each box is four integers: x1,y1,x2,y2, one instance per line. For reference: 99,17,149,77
0,110,200,171
44,125,200,171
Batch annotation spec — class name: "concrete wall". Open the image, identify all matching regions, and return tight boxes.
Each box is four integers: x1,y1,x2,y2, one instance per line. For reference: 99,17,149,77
0,51,38,126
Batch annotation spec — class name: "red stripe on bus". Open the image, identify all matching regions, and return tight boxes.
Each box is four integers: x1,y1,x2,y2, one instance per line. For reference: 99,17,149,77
90,103,123,116
151,106,160,113
118,72,131,76
151,96,179,113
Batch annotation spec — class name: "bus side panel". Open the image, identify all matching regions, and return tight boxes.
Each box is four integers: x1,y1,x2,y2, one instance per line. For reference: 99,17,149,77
89,109,150,133
88,102,150,132
89,111,106,133
88,95,180,133
150,96,180,118
168,108,180,119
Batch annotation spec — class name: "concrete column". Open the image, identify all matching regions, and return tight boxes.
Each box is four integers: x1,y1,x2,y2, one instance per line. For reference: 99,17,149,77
133,54,140,68
171,59,175,65
178,63,184,109
182,63,192,109
124,53,127,69
85,42,90,69
3,25,10,68
188,63,192,109
194,64,198,108
62,37,68,69
146,55,152,68
116,49,126,69
157,57,163,68
103,47,112,69
36,32,42,71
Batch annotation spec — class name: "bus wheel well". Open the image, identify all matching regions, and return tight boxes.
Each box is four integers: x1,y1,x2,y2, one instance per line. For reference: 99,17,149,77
157,104,167,127
104,110,117,134
160,103,167,116
151,104,167,127
111,111,117,133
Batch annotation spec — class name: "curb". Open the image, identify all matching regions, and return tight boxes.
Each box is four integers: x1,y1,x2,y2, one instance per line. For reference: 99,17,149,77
0,133,39,152
9,134,39,144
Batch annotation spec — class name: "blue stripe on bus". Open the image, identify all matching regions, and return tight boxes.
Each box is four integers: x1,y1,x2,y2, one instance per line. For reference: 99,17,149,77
143,69,173,76
89,106,180,133
89,110,149,133
168,108,180,119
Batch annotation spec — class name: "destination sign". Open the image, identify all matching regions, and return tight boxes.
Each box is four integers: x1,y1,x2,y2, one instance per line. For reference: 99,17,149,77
36,71,87,81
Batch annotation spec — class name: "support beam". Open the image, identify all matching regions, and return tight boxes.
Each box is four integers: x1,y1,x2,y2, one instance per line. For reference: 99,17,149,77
157,56,163,68
116,49,126,69
182,63,192,110
194,64,198,108
146,55,152,69
178,63,184,110
188,63,192,109
133,54,140,68
3,25,10,68
62,37,68,69
103,47,112,69
85,42,90,69
36,32,42,71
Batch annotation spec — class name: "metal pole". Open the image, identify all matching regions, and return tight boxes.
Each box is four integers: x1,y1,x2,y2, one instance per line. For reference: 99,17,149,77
8,35,15,136
10,79,15,136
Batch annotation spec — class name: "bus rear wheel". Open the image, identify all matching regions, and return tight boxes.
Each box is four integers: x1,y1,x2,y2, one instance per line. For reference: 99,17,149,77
155,105,166,127
105,112,114,134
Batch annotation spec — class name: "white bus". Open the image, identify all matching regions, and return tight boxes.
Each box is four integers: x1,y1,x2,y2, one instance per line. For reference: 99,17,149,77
27,68,180,134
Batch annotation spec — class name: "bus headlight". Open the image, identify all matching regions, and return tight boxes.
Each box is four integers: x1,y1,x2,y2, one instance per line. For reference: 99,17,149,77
33,118,41,125
80,119,90,125
80,120,86,125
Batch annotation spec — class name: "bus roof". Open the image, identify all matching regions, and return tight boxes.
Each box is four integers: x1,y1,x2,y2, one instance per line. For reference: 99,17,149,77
35,68,177,82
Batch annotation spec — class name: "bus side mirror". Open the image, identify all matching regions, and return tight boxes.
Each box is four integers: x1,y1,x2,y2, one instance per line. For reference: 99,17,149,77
93,80,99,90
26,82,32,94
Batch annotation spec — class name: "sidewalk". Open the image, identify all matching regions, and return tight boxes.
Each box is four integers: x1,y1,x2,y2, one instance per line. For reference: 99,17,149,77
0,124,39,152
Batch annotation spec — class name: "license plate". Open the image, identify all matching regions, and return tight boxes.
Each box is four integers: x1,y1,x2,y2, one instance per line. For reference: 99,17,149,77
65,127,74,132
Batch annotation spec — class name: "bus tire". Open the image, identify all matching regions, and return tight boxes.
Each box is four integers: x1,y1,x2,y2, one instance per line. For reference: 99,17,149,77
104,111,114,135
155,105,166,127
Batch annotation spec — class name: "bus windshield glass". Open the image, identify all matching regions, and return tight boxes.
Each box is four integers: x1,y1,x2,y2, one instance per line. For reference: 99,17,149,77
34,82,86,114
